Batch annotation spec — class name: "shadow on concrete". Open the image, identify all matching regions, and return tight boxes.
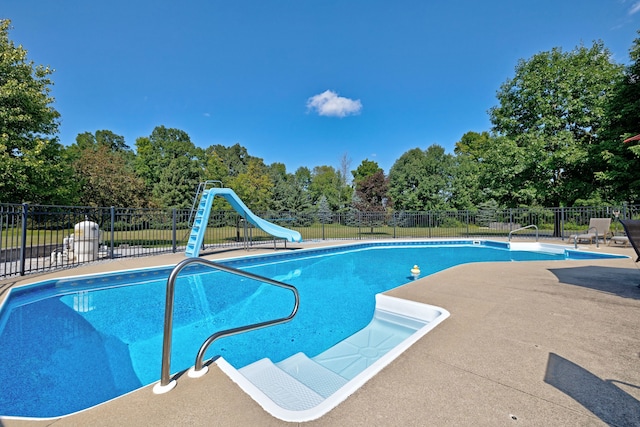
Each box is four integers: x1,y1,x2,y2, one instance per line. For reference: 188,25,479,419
544,352,640,426
548,266,640,300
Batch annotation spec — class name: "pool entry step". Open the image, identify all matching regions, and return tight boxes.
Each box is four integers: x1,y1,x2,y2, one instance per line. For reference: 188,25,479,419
238,310,421,412
218,295,449,422
239,353,348,411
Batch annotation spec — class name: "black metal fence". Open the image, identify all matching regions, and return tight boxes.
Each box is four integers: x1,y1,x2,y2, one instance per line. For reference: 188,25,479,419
2,202,638,280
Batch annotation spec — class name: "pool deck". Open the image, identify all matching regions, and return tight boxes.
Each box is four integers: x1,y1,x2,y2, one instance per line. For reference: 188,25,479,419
1,239,639,426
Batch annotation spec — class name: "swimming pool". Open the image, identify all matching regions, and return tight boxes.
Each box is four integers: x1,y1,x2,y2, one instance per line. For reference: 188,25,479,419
0,240,626,420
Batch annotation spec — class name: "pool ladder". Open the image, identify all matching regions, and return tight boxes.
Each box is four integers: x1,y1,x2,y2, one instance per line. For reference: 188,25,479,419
153,257,300,394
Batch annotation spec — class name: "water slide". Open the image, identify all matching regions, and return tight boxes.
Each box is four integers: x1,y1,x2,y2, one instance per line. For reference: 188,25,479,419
185,187,302,257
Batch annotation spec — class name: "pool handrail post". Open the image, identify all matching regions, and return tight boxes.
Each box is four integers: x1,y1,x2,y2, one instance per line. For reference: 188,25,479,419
152,259,182,394
153,257,300,394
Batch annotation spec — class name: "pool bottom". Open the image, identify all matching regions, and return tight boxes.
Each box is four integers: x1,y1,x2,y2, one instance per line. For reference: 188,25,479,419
219,294,449,422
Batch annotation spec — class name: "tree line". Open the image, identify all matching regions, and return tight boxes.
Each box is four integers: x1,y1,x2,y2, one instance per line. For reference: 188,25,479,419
1,18,639,214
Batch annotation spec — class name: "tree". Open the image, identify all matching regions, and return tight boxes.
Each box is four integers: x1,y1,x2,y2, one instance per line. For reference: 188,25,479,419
455,132,548,207
491,42,621,142
595,31,640,203
294,166,312,192
352,170,390,211
477,135,539,207
153,155,203,208
0,19,74,204
316,195,332,223
452,131,490,209
292,166,314,211
67,130,144,207
67,129,129,155
351,159,387,211
388,145,454,211
309,165,344,211
267,162,312,212
339,152,352,187
206,143,256,179
351,159,381,186
228,158,273,211
352,169,390,233
71,142,147,207
134,126,204,208
489,41,623,207
202,149,228,185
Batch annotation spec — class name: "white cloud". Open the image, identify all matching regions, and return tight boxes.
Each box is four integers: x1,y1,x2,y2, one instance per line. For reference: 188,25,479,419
630,1,640,14
306,90,362,117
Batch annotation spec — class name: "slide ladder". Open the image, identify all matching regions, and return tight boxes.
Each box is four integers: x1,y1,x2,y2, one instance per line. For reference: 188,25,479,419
185,186,215,257
185,181,302,257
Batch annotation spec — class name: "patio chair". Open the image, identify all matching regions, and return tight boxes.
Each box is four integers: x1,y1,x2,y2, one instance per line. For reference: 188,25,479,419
608,234,630,247
619,219,640,263
570,218,613,244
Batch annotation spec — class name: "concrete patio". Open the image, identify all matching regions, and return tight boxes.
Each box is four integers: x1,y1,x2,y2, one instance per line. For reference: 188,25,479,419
1,240,639,426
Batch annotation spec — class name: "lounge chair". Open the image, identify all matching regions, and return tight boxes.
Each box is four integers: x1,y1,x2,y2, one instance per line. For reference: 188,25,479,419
609,234,630,247
619,220,640,262
570,218,612,244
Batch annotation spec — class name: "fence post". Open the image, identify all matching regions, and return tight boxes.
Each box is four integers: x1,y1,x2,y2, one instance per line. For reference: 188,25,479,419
393,212,396,238
466,210,469,237
322,220,325,240
172,209,177,253
560,207,565,241
19,203,28,276
110,207,115,259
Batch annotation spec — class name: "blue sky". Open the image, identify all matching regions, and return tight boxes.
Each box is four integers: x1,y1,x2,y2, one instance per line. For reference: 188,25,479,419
3,1,639,174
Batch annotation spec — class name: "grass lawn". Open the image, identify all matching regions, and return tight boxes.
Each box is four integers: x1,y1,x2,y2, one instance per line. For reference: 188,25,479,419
2,223,563,251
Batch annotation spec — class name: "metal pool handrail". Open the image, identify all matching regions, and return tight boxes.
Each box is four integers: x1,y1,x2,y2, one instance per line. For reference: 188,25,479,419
508,224,539,241
153,257,299,394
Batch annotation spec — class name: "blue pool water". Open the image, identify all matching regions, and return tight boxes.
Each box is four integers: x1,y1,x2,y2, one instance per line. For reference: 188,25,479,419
0,241,625,418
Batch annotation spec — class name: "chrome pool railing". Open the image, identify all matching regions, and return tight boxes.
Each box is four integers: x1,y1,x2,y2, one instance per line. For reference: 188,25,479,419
508,224,539,242
153,257,299,394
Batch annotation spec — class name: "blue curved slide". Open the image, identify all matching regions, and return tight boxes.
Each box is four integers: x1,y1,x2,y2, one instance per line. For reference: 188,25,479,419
185,187,302,257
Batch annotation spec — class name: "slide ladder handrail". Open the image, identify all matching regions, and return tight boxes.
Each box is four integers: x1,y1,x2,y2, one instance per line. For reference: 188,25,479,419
153,257,300,394
508,224,539,241
187,181,224,228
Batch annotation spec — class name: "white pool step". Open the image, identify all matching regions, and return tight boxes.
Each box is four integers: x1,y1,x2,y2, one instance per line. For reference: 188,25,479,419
276,352,348,397
311,316,415,380
238,315,418,410
239,354,347,411
225,295,451,422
